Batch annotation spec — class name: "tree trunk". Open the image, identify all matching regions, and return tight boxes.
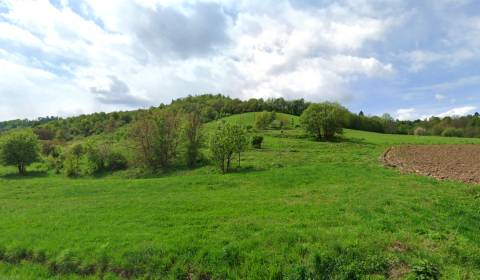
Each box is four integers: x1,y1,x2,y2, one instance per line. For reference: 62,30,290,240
18,163,25,175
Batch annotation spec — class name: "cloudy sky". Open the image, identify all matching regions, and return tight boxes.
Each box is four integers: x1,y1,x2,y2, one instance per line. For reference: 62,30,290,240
0,0,479,121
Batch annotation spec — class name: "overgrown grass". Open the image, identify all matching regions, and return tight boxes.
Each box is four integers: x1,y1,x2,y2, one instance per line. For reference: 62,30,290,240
1,113,480,279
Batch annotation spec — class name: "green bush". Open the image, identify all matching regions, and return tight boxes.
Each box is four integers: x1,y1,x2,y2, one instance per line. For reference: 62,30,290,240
300,103,349,140
105,151,128,171
85,141,127,174
63,144,84,177
441,127,463,137
251,135,264,149
412,260,440,280
255,111,276,130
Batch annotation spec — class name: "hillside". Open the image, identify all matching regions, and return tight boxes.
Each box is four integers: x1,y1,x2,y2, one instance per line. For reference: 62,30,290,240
1,113,480,279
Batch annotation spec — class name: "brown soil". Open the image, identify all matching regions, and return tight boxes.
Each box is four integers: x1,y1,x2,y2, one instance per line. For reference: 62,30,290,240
382,145,480,184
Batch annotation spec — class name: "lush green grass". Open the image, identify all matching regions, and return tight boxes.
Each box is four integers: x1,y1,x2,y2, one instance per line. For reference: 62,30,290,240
1,113,480,279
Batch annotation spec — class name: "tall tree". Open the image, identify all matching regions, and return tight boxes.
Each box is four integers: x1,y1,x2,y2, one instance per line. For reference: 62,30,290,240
128,110,181,170
184,111,203,168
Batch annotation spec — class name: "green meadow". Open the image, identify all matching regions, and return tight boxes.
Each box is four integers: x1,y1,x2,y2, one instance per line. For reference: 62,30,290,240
1,113,480,279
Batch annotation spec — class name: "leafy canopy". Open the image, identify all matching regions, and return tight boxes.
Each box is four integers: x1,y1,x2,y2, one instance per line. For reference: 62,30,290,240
0,129,40,174
300,102,349,140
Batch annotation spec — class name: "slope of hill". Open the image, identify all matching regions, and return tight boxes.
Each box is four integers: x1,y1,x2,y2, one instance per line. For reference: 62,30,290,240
1,113,480,279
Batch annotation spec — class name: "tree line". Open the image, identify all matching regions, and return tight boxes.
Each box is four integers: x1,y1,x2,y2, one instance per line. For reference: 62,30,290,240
2,94,480,139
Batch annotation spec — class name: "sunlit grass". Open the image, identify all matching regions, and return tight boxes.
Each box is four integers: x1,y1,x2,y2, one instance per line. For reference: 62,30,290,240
1,113,480,279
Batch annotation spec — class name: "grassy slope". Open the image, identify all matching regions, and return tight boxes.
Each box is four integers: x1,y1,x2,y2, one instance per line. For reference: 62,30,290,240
1,113,480,279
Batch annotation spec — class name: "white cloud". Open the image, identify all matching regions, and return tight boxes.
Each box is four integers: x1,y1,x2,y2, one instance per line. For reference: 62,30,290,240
437,106,476,118
0,0,478,121
396,108,416,120
435,93,447,101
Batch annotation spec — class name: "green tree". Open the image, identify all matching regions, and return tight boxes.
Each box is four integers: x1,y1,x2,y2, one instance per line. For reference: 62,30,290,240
184,111,203,168
300,103,349,140
209,123,247,173
129,110,181,170
254,111,276,130
0,130,40,174
209,123,234,173
64,143,83,177
230,125,249,168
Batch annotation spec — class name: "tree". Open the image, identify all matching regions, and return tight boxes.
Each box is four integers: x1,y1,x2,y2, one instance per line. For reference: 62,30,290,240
209,123,234,173
64,143,83,177
129,110,181,170
254,111,276,130
184,111,203,168
209,123,247,173
414,127,427,136
0,130,40,174
230,125,248,168
300,103,349,140
442,127,464,137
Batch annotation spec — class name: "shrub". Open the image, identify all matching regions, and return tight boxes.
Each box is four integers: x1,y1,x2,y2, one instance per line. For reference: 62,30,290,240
64,144,83,177
0,129,40,174
255,111,276,130
34,128,55,140
129,110,181,170
251,135,264,149
414,127,427,136
441,127,463,137
105,151,128,171
412,260,440,280
300,103,349,140
85,141,127,174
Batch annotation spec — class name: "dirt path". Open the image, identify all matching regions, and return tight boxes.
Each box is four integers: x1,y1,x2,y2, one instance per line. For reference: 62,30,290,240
382,145,480,184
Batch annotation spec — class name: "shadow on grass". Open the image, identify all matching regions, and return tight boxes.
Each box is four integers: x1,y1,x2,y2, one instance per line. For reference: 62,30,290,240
0,170,49,179
276,133,371,145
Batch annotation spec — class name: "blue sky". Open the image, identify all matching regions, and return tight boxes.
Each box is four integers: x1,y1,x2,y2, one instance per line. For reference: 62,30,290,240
0,0,479,121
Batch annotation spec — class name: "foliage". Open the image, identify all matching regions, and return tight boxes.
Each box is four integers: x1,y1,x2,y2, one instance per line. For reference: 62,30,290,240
414,127,427,136
184,111,203,168
251,135,264,149
441,127,463,137
128,110,181,170
412,260,440,280
0,130,40,174
85,141,128,174
2,122,480,278
300,102,349,140
255,111,276,129
209,122,248,173
63,144,83,177
231,125,249,168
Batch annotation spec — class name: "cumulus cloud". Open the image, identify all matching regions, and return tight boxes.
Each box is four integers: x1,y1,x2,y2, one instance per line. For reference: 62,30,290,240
90,76,148,106
437,106,476,118
396,108,416,121
0,0,479,120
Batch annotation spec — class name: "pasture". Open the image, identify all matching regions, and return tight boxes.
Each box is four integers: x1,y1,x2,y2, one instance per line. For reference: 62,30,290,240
1,113,480,279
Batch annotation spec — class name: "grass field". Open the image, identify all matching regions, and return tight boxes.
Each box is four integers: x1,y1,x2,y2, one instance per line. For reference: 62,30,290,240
1,113,480,279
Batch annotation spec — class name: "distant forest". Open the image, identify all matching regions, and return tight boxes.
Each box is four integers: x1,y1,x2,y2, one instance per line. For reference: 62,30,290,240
1,94,480,139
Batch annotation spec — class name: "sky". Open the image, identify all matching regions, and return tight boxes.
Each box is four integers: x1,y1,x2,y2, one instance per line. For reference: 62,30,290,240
0,0,479,121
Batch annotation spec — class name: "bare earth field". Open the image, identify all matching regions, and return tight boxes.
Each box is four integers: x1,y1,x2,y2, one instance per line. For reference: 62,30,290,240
383,144,480,184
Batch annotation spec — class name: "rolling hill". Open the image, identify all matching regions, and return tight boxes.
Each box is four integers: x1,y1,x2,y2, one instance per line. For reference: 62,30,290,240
1,113,480,279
